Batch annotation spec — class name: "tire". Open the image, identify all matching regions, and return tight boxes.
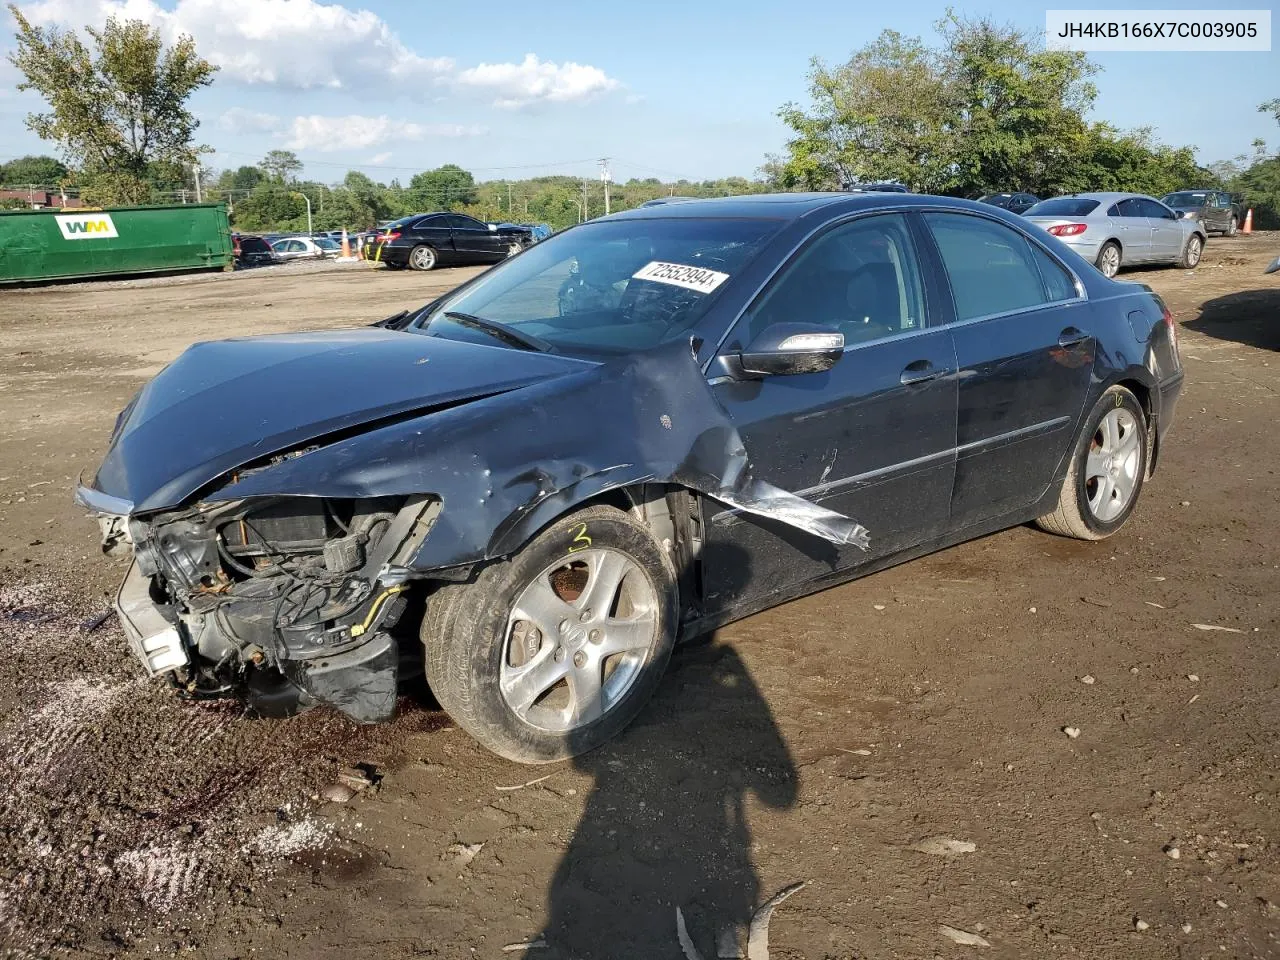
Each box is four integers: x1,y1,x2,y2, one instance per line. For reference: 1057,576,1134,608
408,245,438,271
1036,385,1148,541
422,505,677,764
506,242,523,258
1095,241,1121,278
1179,234,1204,269
1226,216,1238,237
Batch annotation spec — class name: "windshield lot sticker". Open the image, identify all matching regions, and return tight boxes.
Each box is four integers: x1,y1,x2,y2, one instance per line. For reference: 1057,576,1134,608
632,261,729,294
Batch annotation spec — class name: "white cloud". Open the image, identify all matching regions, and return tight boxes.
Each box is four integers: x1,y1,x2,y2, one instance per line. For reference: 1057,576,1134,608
218,107,282,134
456,53,620,109
13,0,622,106
282,114,484,151
368,151,392,164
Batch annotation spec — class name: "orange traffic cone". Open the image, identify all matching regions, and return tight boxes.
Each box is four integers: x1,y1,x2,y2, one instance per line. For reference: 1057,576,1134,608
1242,208,1254,235
340,227,352,258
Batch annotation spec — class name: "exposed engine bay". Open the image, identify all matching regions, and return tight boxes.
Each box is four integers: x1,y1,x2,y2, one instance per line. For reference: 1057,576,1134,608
105,494,438,722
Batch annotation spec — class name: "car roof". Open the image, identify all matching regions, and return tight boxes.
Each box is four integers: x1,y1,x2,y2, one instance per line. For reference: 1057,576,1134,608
1048,192,1150,203
606,191,996,223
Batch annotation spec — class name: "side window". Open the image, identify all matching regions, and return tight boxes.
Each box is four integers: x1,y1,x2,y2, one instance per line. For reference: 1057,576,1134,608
450,215,484,230
1029,243,1078,302
1107,203,1121,217
923,213,1053,321
413,215,442,230
743,214,925,347
1115,199,1144,218
1146,199,1177,219
287,240,305,253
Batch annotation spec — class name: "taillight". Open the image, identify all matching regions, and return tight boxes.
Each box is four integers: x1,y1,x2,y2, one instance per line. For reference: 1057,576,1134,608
382,231,400,241
1047,223,1087,237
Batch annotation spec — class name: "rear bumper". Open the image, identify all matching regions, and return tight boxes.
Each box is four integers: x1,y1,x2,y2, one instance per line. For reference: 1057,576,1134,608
1157,370,1184,438
374,243,411,266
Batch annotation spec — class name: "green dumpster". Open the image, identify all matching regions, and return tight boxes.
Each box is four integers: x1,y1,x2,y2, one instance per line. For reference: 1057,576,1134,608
0,203,233,283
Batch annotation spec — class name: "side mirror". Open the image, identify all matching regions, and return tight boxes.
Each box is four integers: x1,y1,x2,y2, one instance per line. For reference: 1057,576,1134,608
738,323,844,377
1265,256,1280,275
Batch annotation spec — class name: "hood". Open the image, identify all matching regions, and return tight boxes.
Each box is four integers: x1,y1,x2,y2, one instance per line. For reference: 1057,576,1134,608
90,328,592,513
1166,205,1202,216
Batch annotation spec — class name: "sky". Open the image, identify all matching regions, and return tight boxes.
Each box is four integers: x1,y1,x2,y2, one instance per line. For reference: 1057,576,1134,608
0,0,1276,186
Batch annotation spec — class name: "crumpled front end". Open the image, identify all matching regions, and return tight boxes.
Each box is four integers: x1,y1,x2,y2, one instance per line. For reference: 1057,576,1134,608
80,487,437,723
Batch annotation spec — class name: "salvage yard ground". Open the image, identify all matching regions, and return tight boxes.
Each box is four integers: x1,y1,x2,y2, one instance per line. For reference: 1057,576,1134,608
1,237,1277,959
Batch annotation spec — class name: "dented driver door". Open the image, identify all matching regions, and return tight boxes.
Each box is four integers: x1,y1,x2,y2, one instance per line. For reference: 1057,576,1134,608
698,213,959,615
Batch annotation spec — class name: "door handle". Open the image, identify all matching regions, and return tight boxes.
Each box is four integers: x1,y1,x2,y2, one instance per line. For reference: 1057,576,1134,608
1058,328,1090,348
900,360,944,386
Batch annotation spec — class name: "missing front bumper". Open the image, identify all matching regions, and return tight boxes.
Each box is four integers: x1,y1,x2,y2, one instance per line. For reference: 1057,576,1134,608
115,560,189,676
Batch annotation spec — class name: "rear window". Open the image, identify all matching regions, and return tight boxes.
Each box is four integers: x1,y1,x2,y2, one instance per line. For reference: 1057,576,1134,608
239,237,271,254
1026,198,1101,217
1162,192,1208,207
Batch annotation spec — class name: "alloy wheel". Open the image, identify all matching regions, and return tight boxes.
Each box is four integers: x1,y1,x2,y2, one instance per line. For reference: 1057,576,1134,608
1085,407,1142,522
1185,237,1203,266
410,246,436,270
1099,245,1120,278
500,548,658,733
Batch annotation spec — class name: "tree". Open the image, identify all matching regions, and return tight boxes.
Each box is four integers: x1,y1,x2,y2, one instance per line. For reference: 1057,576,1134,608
217,165,265,193
407,164,477,211
7,5,217,205
774,14,1198,200
0,154,68,186
260,150,302,184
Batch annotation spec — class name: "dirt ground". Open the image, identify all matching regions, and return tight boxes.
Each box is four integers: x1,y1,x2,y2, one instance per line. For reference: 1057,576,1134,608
0,238,1277,960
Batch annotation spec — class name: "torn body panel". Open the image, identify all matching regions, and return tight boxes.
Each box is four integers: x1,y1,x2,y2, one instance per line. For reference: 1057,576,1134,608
78,337,867,724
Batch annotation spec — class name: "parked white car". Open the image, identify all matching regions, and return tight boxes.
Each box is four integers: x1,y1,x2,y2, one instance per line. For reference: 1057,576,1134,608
270,236,341,261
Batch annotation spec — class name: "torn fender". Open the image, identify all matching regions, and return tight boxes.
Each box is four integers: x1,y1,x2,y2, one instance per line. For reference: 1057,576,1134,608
212,338,870,568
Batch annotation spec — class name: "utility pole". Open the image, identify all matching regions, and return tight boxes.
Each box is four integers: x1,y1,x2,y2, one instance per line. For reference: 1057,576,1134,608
292,191,313,235
581,179,589,222
193,163,202,203
507,181,513,214
598,158,611,215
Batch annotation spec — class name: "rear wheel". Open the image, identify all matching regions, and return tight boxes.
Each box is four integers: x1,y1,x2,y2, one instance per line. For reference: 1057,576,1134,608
1036,385,1148,540
1226,216,1238,237
409,245,438,271
1095,241,1121,278
1180,234,1203,269
422,505,677,763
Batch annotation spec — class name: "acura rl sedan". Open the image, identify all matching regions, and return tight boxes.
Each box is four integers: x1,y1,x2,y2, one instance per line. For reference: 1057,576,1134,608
76,193,1183,763
1024,192,1206,278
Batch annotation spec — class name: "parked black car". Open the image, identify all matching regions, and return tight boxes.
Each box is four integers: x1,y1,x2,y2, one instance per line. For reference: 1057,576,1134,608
77,193,1183,763
232,233,277,268
1160,189,1242,236
979,192,1040,215
373,212,533,271
844,182,910,193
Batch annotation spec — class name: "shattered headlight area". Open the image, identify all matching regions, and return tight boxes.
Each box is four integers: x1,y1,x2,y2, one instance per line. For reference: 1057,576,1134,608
107,494,437,723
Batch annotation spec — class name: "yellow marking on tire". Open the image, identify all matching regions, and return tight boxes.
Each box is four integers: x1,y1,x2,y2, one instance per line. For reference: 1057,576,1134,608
568,522,592,553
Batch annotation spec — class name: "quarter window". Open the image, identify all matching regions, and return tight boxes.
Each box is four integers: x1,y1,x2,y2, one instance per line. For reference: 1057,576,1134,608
1029,244,1078,302
924,213,1057,321
743,214,926,347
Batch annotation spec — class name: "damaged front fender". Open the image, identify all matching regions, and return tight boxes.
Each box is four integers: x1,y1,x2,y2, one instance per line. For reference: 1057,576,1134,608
210,338,870,569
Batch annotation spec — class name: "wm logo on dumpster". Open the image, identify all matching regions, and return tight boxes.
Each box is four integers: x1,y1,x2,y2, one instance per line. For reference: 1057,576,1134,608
55,213,118,240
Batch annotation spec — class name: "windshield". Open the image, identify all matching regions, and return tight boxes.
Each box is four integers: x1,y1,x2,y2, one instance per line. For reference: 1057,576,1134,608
411,217,782,356
1026,197,1101,217
1162,192,1208,207
314,237,339,250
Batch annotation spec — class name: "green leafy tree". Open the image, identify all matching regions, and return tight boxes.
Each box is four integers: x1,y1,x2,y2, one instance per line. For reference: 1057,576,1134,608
407,164,477,211
260,149,302,184
0,154,68,186
7,5,217,205
217,165,266,193
231,183,305,231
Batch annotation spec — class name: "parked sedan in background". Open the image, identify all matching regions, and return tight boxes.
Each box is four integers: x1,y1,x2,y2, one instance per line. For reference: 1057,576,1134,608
1160,189,1241,236
1024,193,1205,278
76,192,1183,763
270,236,341,261
232,234,278,268
979,192,1040,215
373,213,533,270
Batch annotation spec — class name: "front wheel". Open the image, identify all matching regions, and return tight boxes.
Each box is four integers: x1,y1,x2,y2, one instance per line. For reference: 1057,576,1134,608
1095,241,1121,278
1036,385,1148,540
409,245,438,271
1226,216,1238,237
1180,234,1203,269
422,505,677,763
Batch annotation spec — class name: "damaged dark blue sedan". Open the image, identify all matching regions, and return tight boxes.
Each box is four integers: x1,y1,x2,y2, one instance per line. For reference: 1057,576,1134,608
77,193,1183,763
